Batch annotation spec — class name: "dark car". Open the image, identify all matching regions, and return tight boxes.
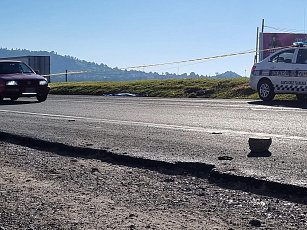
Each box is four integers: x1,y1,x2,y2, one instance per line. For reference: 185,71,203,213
0,60,50,102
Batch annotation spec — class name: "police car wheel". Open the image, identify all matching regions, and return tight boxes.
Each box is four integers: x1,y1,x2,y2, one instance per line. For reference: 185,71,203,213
257,79,275,101
10,96,18,101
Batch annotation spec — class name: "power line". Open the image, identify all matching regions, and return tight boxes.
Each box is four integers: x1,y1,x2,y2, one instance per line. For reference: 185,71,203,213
264,25,303,33
42,70,89,77
121,49,256,70
43,45,293,78
121,46,292,71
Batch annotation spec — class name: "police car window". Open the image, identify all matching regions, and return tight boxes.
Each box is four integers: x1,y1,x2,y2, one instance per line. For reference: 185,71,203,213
296,49,307,64
270,49,295,63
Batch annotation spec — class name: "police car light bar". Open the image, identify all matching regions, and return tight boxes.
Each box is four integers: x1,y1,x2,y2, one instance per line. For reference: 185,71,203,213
293,42,307,47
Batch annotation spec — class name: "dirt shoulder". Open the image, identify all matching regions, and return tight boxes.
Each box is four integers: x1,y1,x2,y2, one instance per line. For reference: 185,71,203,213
0,141,306,229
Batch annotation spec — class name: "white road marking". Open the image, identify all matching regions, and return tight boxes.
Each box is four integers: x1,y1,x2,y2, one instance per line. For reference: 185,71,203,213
1,109,307,142
47,98,307,113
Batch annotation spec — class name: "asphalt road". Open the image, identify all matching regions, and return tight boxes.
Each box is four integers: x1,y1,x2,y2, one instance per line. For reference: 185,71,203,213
0,95,307,188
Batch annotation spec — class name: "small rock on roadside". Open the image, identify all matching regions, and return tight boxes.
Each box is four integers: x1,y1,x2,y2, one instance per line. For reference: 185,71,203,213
91,167,100,173
249,219,261,227
218,156,233,161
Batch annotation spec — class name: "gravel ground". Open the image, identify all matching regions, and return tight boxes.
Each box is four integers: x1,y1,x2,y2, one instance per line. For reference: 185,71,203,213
0,141,307,230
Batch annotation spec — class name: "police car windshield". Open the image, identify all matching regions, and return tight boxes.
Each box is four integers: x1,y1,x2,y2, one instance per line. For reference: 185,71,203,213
0,62,34,74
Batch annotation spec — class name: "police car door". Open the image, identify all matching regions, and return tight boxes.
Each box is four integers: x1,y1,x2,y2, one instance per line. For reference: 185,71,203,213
268,48,296,93
293,48,307,93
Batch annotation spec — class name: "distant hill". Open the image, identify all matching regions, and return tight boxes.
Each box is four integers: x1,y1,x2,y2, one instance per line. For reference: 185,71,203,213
0,48,242,82
212,71,241,79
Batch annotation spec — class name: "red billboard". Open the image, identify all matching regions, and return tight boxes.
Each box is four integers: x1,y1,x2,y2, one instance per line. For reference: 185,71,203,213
260,32,307,60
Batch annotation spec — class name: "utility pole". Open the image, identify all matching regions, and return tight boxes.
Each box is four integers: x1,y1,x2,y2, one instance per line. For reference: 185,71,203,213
254,27,259,64
256,19,265,63
65,70,68,82
304,8,306,33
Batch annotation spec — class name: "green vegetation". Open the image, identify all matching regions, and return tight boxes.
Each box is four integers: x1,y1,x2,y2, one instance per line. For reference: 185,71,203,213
49,77,295,100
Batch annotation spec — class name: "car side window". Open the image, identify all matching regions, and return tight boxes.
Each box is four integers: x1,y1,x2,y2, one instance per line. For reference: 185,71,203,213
270,49,295,63
296,49,307,64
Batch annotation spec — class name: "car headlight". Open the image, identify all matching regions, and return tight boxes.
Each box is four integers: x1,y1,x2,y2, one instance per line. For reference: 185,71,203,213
6,80,18,86
39,80,48,86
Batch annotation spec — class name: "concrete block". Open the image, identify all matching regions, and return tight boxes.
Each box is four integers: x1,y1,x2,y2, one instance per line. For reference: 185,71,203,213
248,137,272,157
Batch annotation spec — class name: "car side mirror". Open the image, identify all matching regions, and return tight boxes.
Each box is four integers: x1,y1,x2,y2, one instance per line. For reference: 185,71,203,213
35,70,40,74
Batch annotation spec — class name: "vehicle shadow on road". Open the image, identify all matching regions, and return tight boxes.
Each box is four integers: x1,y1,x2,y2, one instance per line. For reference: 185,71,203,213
0,100,40,105
248,100,307,109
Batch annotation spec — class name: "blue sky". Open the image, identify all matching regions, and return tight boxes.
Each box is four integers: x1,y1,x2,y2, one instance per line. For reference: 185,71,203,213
0,0,306,76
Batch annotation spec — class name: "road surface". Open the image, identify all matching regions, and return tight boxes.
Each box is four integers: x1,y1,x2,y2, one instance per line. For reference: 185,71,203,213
0,95,306,187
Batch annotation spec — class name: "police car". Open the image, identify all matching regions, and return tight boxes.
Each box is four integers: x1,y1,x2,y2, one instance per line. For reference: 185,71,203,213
250,42,307,101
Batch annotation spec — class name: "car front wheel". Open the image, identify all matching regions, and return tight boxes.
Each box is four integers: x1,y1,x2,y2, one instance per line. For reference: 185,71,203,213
36,94,48,102
257,79,275,101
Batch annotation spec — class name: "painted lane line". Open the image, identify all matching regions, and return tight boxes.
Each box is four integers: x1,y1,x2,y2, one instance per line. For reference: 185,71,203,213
1,109,307,142
46,99,307,113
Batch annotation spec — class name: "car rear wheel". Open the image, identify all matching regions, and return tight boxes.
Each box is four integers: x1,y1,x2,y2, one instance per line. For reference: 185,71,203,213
257,79,275,101
10,96,18,101
36,94,48,102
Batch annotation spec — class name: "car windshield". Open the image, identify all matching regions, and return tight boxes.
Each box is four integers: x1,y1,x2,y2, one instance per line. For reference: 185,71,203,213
0,62,34,74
